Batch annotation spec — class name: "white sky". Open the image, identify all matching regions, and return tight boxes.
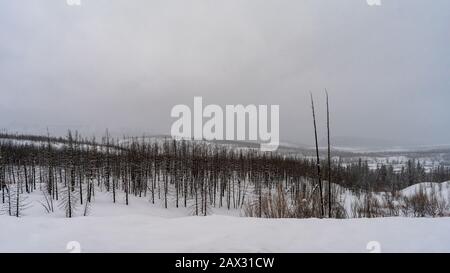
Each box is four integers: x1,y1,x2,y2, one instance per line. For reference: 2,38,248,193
0,0,449,145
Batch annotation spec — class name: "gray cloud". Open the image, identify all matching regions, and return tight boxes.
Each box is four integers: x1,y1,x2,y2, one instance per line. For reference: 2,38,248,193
1,0,449,145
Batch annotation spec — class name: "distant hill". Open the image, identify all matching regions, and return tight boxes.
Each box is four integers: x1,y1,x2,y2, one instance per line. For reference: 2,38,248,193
321,136,414,150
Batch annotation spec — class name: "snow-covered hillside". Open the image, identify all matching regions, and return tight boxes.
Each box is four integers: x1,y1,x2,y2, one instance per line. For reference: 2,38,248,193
1,189,450,253
1,134,450,252
2,213,450,253
401,181,450,199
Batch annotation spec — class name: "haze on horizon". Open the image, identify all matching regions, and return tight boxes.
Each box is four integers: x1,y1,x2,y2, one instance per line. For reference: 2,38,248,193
0,0,449,147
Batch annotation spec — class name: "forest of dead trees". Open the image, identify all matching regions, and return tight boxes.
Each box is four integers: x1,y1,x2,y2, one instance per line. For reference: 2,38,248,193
1,131,450,219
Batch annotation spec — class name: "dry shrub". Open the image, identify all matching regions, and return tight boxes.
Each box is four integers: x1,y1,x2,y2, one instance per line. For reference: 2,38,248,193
243,183,291,218
244,181,346,219
401,185,449,217
351,193,384,218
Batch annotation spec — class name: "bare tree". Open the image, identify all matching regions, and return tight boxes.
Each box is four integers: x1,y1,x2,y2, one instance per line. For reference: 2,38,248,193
326,89,332,218
59,183,78,218
310,92,324,217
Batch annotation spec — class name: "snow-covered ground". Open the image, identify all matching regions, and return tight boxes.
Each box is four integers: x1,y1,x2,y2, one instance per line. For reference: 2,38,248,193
1,187,450,253
2,213,450,253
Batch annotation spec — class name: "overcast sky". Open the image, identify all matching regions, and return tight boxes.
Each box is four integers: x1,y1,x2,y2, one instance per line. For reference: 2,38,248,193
0,0,449,145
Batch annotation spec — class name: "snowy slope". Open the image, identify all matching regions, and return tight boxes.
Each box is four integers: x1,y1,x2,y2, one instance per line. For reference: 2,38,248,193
401,181,450,200
2,212,450,253
1,190,450,253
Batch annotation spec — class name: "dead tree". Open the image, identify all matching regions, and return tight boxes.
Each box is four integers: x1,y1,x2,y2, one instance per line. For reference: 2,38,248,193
326,89,332,218
59,182,78,218
310,93,324,217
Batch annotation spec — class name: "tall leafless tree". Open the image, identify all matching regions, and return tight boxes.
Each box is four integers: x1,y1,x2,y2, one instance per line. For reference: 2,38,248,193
310,92,324,217
326,89,332,218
